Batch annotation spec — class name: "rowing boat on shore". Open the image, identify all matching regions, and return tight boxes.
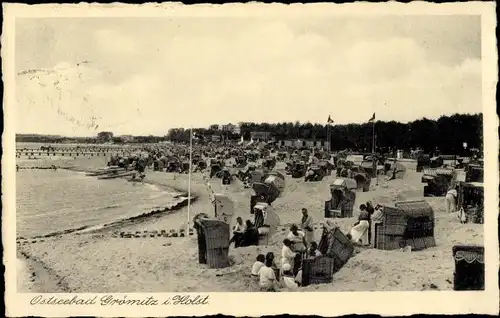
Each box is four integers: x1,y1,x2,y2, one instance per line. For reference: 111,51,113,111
97,171,136,180
86,166,125,176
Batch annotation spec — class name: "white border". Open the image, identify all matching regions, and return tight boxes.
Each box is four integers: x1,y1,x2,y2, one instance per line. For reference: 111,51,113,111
3,2,498,316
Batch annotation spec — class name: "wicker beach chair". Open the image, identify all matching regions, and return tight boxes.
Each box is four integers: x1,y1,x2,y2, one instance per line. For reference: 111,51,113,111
194,217,230,269
301,255,335,287
317,221,354,273
324,178,357,218
452,245,484,290
457,182,484,224
374,200,436,251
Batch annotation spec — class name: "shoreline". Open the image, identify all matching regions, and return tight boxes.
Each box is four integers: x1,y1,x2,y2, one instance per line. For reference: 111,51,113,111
16,160,207,292
16,172,211,293
17,164,198,240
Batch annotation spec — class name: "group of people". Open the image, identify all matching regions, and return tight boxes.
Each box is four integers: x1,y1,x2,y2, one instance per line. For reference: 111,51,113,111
249,208,321,291
348,201,383,246
229,217,260,248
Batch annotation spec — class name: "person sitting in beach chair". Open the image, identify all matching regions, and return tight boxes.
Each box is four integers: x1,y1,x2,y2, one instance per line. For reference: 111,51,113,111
251,254,265,278
308,241,322,258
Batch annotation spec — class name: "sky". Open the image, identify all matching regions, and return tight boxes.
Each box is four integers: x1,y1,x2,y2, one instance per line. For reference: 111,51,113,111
15,16,482,136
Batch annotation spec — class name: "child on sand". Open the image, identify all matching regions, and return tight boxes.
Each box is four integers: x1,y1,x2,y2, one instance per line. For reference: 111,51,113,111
281,263,299,291
258,258,279,292
251,254,265,278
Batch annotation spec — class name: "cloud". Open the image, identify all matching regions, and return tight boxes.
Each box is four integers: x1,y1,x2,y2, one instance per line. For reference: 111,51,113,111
15,18,482,136
94,29,138,55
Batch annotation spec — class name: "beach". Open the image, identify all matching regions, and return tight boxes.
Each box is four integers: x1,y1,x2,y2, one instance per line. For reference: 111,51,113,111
16,154,483,293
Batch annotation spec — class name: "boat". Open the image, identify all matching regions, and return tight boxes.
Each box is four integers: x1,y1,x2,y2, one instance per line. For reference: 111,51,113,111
86,167,125,176
97,171,136,180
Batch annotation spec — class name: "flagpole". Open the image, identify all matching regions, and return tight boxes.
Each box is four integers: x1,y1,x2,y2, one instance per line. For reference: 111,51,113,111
372,120,375,154
371,115,378,185
327,124,330,152
186,127,193,237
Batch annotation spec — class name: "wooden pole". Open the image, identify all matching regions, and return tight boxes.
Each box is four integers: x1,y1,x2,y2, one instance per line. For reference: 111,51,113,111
186,127,193,237
372,121,375,154
327,124,331,152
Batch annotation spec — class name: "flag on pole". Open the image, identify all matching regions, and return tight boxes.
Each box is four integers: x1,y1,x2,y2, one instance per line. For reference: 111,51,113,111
368,113,376,123
327,115,334,124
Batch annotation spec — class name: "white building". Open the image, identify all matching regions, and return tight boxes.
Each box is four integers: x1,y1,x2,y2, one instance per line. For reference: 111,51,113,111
219,123,241,135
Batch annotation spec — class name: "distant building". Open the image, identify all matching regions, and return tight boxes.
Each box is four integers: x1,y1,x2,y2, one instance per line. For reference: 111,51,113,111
280,139,328,149
250,131,272,141
219,123,241,135
209,124,219,131
211,135,221,142
119,135,135,143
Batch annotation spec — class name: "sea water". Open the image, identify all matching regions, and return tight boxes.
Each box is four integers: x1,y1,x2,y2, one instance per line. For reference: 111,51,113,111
16,169,179,237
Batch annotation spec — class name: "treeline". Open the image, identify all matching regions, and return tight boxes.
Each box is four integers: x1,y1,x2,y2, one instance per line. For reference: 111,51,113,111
17,113,483,155
166,113,483,154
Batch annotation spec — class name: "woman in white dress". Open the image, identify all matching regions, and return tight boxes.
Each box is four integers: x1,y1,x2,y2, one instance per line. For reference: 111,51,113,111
350,204,370,246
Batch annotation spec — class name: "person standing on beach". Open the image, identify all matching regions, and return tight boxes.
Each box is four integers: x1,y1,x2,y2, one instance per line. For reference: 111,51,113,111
445,185,458,213
287,224,307,276
300,208,314,244
349,204,370,246
365,201,375,245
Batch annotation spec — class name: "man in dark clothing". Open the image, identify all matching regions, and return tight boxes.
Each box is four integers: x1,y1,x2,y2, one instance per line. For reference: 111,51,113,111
240,220,260,247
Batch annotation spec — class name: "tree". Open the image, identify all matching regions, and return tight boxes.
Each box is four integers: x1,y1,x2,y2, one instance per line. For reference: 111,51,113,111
97,131,114,142
164,113,483,154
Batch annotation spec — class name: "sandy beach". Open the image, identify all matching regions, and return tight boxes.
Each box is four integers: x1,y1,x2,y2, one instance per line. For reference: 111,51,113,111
16,157,483,293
